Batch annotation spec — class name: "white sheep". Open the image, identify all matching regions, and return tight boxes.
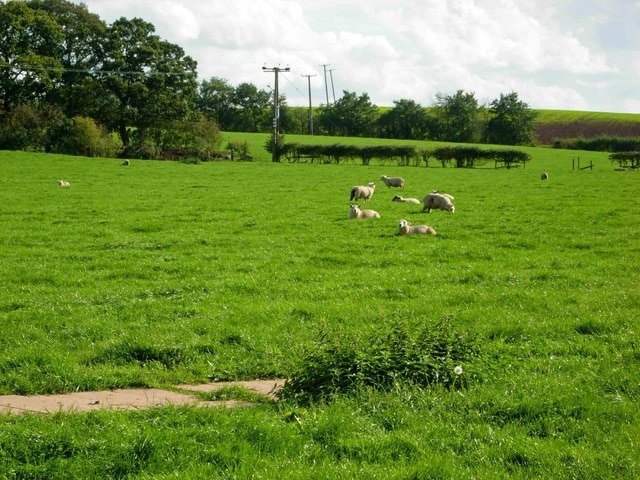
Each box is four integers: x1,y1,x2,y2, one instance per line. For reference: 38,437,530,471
392,195,421,205
431,190,454,201
540,171,548,180
423,193,455,213
349,204,380,219
350,182,376,202
121,159,130,166
380,175,405,188
58,180,71,187
398,219,436,235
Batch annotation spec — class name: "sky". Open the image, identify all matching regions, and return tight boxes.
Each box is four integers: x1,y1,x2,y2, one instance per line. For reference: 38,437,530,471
73,0,640,113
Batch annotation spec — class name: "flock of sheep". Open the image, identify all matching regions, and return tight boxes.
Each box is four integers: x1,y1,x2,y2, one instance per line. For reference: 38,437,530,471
348,175,456,236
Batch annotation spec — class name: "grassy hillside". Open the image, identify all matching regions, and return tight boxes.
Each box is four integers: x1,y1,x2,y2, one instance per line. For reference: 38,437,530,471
0,147,638,478
533,109,640,144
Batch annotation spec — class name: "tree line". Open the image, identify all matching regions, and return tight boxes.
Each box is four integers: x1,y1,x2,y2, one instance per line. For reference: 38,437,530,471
0,0,537,160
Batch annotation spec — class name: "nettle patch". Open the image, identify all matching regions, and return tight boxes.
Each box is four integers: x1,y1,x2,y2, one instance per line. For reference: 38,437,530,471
278,320,481,404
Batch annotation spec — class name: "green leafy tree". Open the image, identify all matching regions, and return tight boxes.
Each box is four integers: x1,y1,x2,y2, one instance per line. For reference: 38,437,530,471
228,82,271,132
0,0,63,112
317,90,378,137
27,0,107,119
432,90,480,143
97,17,198,145
377,98,431,140
196,77,235,129
483,92,537,145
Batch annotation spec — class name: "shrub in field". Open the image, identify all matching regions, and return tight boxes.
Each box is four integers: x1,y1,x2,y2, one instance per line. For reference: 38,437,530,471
0,103,66,152
278,320,480,404
552,135,640,152
432,146,530,168
609,151,640,169
56,116,123,158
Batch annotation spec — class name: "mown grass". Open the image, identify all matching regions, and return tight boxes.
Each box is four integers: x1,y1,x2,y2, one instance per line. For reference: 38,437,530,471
0,143,638,478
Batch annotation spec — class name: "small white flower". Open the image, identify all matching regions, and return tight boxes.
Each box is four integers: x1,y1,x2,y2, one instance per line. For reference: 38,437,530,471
454,366,463,375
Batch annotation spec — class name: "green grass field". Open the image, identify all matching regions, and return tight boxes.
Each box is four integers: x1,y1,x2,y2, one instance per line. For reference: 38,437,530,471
533,109,640,124
0,141,638,478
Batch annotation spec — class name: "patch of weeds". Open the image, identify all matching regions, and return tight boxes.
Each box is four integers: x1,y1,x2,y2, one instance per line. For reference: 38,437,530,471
574,319,608,336
198,386,272,404
88,341,188,368
486,323,528,344
278,319,481,404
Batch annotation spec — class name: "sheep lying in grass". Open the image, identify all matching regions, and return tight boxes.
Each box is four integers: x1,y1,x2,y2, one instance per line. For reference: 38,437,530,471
540,171,548,180
350,182,376,202
380,175,405,188
392,195,421,204
423,192,455,213
121,159,130,166
349,204,380,219
398,219,436,235
58,180,71,187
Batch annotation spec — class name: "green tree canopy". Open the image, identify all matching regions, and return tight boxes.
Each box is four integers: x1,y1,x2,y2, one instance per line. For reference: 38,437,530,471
432,90,479,143
377,99,431,140
0,0,63,112
317,90,378,137
27,0,107,119
197,77,271,132
483,92,537,145
97,17,198,145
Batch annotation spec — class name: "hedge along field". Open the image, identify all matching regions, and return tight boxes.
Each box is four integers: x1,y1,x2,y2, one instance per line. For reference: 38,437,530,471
0,145,638,478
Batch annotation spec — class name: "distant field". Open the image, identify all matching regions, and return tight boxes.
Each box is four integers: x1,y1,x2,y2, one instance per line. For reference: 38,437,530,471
533,109,640,144
0,146,638,478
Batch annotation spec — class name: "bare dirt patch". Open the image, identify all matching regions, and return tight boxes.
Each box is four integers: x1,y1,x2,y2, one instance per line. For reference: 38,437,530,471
0,380,285,415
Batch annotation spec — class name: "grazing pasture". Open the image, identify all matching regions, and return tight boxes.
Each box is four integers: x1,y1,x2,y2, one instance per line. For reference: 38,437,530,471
0,144,638,478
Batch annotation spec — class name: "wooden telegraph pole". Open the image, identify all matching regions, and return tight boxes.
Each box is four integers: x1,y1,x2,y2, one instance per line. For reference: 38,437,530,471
262,65,290,162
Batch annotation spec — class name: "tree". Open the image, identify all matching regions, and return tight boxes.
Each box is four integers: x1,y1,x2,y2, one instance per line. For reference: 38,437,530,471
0,1,63,112
377,99,430,140
483,92,537,145
27,0,107,119
228,82,271,132
317,90,378,137
97,17,198,145
432,90,479,143
197,76,235,129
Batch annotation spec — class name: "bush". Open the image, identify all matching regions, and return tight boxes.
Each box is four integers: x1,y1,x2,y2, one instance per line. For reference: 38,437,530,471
278,320,481,405
609,151,640,169
0,103,66,152
552,136,640,152
57,116,122,158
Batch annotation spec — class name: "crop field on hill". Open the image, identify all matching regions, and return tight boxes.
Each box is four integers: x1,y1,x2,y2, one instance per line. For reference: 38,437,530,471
0,145,638,478
533,109,640,144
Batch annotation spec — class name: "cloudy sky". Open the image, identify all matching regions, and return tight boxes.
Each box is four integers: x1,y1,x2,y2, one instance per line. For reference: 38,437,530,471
74,0,639,113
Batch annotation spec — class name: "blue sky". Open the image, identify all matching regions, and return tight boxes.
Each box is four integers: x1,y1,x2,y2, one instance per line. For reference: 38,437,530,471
75,0,639,113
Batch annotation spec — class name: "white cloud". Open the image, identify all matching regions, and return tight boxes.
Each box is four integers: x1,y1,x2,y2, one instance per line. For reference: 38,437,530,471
72,0,639,113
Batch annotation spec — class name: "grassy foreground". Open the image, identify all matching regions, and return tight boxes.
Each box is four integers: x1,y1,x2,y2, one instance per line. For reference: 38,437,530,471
0,144,638,478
